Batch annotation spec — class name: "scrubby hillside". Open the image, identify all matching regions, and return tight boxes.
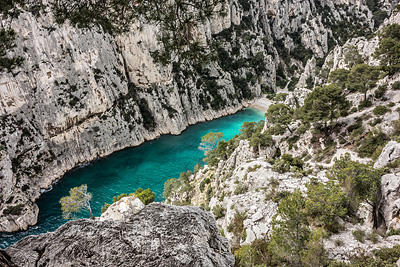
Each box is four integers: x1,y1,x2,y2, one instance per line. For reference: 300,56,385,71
164,10,400,266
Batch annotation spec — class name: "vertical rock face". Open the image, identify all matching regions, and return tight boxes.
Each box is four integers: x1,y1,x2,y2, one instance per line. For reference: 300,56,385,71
5,203,235,267
0,0,395,231
380,174,400,231
374,141,400,169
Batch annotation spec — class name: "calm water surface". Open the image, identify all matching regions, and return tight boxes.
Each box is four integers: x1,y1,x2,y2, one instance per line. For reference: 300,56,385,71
0,107,265,248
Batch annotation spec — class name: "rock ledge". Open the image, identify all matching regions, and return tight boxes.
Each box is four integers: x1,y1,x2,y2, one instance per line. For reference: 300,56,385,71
6,203,234,267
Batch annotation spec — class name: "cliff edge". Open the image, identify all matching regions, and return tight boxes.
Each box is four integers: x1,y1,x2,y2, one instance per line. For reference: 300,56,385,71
5,203,234,267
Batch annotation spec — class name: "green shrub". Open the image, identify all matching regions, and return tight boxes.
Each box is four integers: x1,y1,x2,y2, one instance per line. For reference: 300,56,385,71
357,130,389,158
199,178,210,193
134,188,155,205
247,164,261,172
345,245,400,266
373,105,389,116
101,203,111,214
234,239,271,267
271,191,290,203
273,93,288,102
163,171,193,204
334,239,344,247
212,204,226,219
386,227,400,236
206,186,213,202
386,158,400,169
234,184,249,195
272,158,290,173
297,124,310,134
352,229,365,243
358,99,372,110
112,193,128,203
366,232,379,244
227,211,247,247
392,81,400,90
3,204,24,215
374,85,387,99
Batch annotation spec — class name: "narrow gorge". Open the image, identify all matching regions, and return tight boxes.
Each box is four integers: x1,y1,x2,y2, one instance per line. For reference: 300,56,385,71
1,0,400,266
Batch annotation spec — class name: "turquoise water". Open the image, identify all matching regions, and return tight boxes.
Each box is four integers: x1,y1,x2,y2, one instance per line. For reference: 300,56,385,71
0,108,265,249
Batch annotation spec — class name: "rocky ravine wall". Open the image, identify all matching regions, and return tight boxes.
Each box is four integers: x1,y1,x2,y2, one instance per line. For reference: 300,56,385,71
0,2,265,232
0,0,396,232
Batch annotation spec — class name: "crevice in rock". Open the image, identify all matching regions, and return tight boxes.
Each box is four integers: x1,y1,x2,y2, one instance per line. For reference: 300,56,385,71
373,186,387,233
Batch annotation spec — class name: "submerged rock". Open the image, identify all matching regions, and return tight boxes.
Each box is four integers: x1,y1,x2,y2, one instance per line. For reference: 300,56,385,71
6,203,234,267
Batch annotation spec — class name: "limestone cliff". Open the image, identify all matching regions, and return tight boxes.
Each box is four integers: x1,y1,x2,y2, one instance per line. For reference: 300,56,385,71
0,0,397,232
5,203,234,267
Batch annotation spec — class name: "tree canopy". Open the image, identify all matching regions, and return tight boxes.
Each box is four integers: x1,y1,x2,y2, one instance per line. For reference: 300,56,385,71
375,23,400,75
60,184,94,220
265,103,294,133
199,132,224,151
300,84,347,133
305,180,348,229
269,190,309,266
134,188,155,205
328,154,383,214
328,68,349,89
346,63,381,101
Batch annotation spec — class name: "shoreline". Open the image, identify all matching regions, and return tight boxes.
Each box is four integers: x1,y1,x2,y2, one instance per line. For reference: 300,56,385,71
249,97,271,112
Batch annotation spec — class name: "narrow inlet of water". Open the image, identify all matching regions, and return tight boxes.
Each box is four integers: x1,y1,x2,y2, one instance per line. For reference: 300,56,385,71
0,107,265,248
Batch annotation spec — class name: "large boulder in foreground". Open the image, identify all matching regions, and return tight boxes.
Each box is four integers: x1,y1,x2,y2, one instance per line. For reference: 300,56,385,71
0,250,16,267
6,203,234,267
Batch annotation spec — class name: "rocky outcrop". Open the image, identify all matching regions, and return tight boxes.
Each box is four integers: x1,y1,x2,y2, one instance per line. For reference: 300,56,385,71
379,173,400,231
374,141,400,169
5,203,234,267
99,196,145,222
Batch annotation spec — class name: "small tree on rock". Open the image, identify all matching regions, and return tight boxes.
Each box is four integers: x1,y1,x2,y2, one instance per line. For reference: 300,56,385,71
346,63,381,101
135,188,155,205
300,84,347,134
199,132,224,151
265,104,294,133
60,184,94,220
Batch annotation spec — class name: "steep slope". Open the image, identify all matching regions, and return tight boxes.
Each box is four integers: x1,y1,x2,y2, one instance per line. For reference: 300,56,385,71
0,0,397,232
164,11,400,263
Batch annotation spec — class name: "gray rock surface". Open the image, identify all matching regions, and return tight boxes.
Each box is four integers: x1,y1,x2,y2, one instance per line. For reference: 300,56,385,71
6,203,234,267
374,141,400,169
99,196,145,221
0,250,16,267
380,173,400,231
